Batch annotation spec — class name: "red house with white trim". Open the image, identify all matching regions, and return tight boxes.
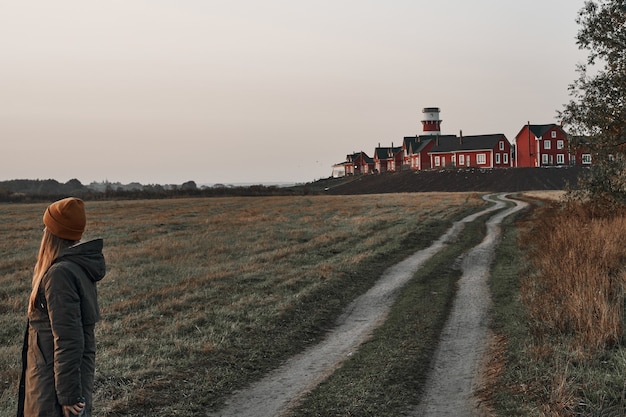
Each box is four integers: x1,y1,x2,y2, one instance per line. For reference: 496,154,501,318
332,151,375,177
374,144,403,173
349,151,375,175
402,136,435,171
515,124,583,167
428,134,513,169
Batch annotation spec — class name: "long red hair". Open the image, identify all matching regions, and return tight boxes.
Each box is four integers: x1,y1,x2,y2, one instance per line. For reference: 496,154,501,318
29,229,76,315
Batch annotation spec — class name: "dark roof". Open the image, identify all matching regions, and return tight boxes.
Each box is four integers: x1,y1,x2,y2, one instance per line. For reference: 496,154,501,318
403,136,435,153
529,124,557,138
515,124,568,140
374,146,402,159
429,134,507,153
346,151,373,163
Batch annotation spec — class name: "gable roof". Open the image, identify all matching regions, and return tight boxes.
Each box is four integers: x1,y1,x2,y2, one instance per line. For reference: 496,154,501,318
347,151,374,164
374,146,402,160
529,124,557,138
403,136,435,154
429,134,507,153
515,124,568,141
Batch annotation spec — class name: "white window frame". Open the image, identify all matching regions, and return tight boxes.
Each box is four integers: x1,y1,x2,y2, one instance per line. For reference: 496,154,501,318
557,154,565,164
477,153,486,164
434,156,440,167
495,153,501,164
544,140,551,150
499,141,505,151
557,140,564,150
542,154,549,165
551,131,557,138
458,154,465,165
582,154,592,164
503,153,508,164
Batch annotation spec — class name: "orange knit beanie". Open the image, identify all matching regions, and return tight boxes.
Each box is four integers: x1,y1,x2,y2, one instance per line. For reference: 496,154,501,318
43,197,86,241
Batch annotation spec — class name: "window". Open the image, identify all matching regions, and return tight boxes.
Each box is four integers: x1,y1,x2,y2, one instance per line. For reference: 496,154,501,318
477,154,486,164
499,141,505,151
557,140,564,149
582,154,592,164
458,154,465,165
557,154,564,164
503,153,508,164
551,131,557,138
542,154,549,165
434,156,440,167
495,153,501,164
544,140,551,150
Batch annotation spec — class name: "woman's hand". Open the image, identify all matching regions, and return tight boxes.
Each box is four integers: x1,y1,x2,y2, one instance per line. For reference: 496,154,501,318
62,401,85,417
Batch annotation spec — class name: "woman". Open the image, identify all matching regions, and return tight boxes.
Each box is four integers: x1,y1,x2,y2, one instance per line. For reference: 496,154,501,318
17,197,106,417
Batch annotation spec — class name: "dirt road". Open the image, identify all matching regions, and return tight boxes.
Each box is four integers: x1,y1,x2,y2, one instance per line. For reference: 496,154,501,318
208,194,527,417
411,195,528,416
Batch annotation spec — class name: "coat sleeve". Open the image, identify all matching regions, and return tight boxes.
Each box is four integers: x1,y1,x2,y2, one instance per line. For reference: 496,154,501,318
43,264,84,406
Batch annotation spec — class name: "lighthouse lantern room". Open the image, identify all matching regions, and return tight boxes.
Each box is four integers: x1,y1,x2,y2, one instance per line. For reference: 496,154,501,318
421,107,442,135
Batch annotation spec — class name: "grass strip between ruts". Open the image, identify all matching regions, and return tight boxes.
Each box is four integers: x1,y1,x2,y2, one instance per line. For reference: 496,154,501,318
289,218,489,416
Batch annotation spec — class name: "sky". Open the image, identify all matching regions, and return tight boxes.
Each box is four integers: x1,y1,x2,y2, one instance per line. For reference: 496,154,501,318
1,0,589,185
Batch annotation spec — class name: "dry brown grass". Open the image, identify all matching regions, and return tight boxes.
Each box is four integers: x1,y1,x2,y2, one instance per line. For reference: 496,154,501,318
0,193,482,416
521,190,567,202
521,203,626,353
515,201,626,415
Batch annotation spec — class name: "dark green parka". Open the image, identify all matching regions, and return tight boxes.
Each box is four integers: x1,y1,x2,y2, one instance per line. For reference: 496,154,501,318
18,239,106,417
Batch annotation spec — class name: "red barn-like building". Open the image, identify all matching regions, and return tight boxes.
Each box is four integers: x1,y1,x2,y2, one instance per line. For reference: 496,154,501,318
515,124,580,167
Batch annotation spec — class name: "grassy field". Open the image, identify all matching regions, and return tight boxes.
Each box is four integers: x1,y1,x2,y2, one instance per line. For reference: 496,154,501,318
0,193,485,416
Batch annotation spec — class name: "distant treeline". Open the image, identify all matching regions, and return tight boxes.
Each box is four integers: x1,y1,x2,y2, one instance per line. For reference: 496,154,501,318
0,178,335,203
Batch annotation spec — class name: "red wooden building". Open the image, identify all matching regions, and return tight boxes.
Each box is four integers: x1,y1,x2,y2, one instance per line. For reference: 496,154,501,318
332,151,375,177
402,136,436,171
428,134,512,169
374,144,403,173
514,123,588,167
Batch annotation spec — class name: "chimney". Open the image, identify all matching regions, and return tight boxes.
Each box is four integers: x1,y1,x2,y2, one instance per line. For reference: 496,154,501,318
459,130,463,144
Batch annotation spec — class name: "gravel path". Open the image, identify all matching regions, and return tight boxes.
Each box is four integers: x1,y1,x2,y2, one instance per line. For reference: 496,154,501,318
208,194,525,417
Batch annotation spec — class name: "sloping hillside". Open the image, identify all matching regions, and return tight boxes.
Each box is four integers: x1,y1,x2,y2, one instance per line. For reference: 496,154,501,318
326,166,587,195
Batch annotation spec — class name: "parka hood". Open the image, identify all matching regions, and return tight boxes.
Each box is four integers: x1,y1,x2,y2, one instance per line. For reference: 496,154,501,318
55,238,106,283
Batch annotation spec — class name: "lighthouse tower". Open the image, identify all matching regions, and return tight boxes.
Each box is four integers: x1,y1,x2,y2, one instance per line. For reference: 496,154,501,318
421,107,442,135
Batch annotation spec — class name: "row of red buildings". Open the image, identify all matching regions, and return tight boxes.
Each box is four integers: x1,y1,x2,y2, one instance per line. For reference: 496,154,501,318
332,108,592,177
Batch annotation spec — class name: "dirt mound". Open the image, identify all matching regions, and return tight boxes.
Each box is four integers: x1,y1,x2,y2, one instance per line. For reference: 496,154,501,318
327,166,587,195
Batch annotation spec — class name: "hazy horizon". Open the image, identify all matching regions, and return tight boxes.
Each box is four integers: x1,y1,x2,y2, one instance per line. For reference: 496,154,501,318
2,0,588,185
